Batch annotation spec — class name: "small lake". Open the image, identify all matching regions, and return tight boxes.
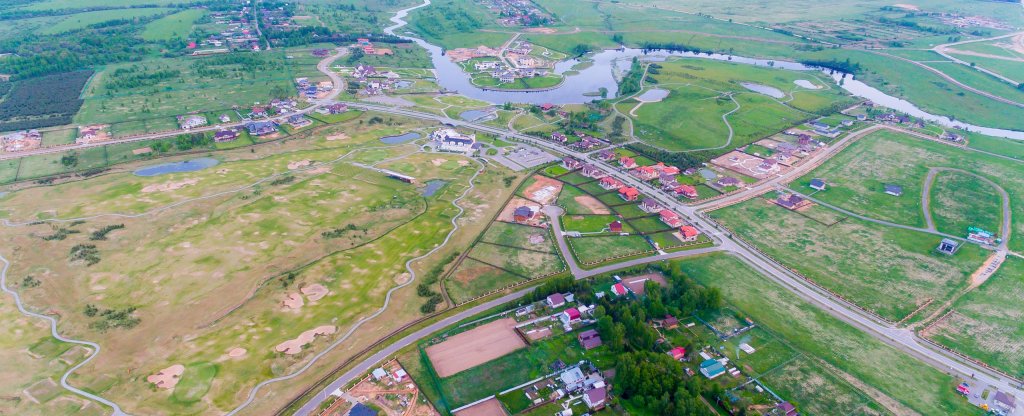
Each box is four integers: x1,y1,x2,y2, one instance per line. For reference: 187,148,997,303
698,168,718,181
379,132,421,144
421,179,446,196
459,109,493,122
636,89,670,102
133,157,219,177
741,82,785,99
794,79,821,89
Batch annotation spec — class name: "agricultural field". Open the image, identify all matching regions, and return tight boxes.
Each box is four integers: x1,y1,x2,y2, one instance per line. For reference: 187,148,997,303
0,115,512,415
674,253,981,415
798,129,1024,252
711,197,988,322
39,8,174,35
140,9,207,41
627,59,854,151
925,257,1024,376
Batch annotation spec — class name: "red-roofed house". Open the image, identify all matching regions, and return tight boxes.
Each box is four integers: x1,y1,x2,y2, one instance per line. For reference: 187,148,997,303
619,156,637,169
551,132,567,143
561,307,581,324
608,221,623,233
679,226,700,241
674,184,698,199
611,283,628,297
669,347,686,360
659,210,683,227
631,166,658,181
251,106,268,117
600,177,624,190
578,329,603,350
618,187,640,201
584,388,607,410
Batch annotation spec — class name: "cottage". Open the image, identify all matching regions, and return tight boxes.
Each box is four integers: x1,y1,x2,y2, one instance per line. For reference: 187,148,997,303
678,226,700,242
717,177,741,188
551,132,567,143
611,283,628,297
581,164,605,178
251,106,268,117
513,206,535,223
652,162,680,175
562,157,582,170
683,167,698,176
287,114,311,128
599,177,624,190
561,307,582,325
246,121,277,136
994,391,1016,414
675,184,698,199
392,369,407,382
777,402,797,416
371,368,388,381
662,315,679,329
669,347,686,360
757,158,779,173
660,177,679,191
699,359,726,379
619,156,637,169
640,198,661,212
547,293,566,308
540,103,555,111
618,187,640,201
598,149,616,161
326,103,348,114
776,194,805,210
809,178,827,191
177,115,208,129
884,184,903,196
578,329,603,350
583,387,607,410
213,129,239,142
560,367,586,391
631,166,658,181
659,209,683,228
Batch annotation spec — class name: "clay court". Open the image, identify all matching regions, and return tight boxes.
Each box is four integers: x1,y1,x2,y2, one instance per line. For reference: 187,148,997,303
453,398,509,416
622,273,668,296
426,318,526,377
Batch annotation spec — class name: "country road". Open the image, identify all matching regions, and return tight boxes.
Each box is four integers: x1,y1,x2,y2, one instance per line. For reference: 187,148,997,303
870,50,1024,109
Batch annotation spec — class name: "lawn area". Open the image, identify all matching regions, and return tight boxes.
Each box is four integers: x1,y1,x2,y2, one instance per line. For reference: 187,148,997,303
568,235,653,265
799,129,1024,253
140,8,206,41
968,133,1024,161
446,258,525,303
479,222,556,252
561,214,620,233
467,241,564,278
927,257,1024,377
929,171,1004,236
711,197,988,322
556,185,609,215
674,253,982,416
761,357,889,415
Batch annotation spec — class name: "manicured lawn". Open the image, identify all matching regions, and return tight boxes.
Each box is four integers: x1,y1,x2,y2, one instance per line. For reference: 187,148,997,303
929,171,1003,236
674,254,982,416
171,362,217,404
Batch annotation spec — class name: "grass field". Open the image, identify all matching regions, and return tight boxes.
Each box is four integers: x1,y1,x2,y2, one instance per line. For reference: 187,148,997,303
968,133,1024,161
674,253,981,415
711,197,987,321
568,234,653,265
38,8,174,35
929,171,1003,236
140,9,206,41
467,241,564,278
798,129,1024,252
927,257,1024,377
445,258,524,304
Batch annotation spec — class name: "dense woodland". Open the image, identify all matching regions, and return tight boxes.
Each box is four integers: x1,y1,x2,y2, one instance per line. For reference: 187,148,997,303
0,70,91,131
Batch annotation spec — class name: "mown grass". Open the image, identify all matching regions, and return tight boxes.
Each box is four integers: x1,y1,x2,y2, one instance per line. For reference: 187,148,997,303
929,171,1003,236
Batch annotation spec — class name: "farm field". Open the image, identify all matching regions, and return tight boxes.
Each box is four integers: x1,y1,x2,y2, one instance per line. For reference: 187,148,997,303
674,253,981,415
710,197,988,322
627,59,853,151
797,129,1024,252
925,257,1024,376
0,115,511,415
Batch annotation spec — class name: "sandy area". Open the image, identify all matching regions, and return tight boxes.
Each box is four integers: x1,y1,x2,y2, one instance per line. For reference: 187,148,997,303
426,318,526,377
146,364,185,389
142,178,199,193
227,347,247,358
282,292,304,309
275,325,336,354
301,284,329,301
431,158,446,166
574,195,610,214
522,175,563,204
326,133,349,141
454,398,508,416
524,327,552,341
288,160,313,170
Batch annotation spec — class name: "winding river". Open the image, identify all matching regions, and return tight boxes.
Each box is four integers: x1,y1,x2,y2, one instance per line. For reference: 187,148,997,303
385,0,1024,140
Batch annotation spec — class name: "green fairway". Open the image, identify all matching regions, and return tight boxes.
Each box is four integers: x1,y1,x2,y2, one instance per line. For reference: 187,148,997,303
674,253,982,416
141,9,206,41
711,197,987,321
929,171,1004,236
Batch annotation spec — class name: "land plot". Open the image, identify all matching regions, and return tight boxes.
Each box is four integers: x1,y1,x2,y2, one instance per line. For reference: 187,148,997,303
467,241,563,278
561,214,621,234
519,174,562,204
446,258,525,304
426,318,526,378
929,171,1003,236
556,185,609,215
626,216,673,234
761,358,887,416
568,235,653,265
496,197,543,225
454,398,508,416
479,221,555,252
710,150,787,180
620,272,667,296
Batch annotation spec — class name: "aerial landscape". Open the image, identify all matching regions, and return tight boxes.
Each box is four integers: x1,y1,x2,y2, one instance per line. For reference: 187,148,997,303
1,0,1023,415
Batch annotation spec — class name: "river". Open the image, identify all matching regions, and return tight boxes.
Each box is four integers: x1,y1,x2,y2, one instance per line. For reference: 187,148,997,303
385,0,1024,140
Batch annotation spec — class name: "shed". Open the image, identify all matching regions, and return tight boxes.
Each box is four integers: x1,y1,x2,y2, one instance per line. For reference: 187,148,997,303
809,178,827,191
699,359,726,379
884,184,903,196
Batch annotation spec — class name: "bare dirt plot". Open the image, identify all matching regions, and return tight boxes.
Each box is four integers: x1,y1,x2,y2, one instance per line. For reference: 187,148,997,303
710,150,788,180
523,326,552,341
574,195,611,214
426,318,526,377
453,397,509,416
521,175,563,204
622,272,668,296
301,283,329,301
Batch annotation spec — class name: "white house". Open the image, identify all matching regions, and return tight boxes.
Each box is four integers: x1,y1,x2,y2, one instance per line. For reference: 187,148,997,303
432,128,477,154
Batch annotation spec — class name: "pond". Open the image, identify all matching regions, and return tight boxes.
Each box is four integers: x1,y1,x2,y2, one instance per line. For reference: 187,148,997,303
133,157,219,177
459,109,493,122
379,132,421,144
741,82,785,99
421,179,446,197
698,168,718,181
636,88,670,102
794,79,821,89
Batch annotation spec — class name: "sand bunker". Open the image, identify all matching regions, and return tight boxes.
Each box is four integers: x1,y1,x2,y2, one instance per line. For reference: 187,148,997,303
216,169,229,174
431,158,446,166
288,160,313,170
326,133,349,141
228,348,247,358
282,293,304,309
147,364,185,389
142,178,199,193
275,325,336,355
301,284,329,301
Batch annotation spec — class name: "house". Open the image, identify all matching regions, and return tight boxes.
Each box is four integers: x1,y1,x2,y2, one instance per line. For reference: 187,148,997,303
551,132,567,143
326,103,348,114
540,103,555,111
349,403,378,416
213,129,239,142
498,71,516,83
563,157,582,170
841,119,854,127
513,206,535,223
371,368,388,381
652,162,680,175
561,307,581,325
699,359,727,379
809,121,829,130
618,187,640,201
547,293,566,308
662,315,679,329
432,129,477,154
600,177,624,190
659,209,684,228
287,114,311,128
678,226,700,242
251,106,268,117
392,369,408,382
884,184,903,196
776,194,805,210
474,61,500,71
717,177,741,188
669,347,686,360
559,367,585,391
177,115,207,129
640,198,661,212
757,158,779,173
583,387,607,410
218,114,231,123
608,221,623,233
581,164,605,178
683,167,697,176
578,329,603,350
675,184,698,199
994,391,1016,414
809,178,827,191
619,156,637,169
611,283,628,297
777,402,798,416
246,121,277,136
660,177,679,191
598,149,616,161
631,166,658,181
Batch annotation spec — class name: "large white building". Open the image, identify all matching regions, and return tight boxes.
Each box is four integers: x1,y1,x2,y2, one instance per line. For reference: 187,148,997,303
432,128,478,154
